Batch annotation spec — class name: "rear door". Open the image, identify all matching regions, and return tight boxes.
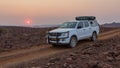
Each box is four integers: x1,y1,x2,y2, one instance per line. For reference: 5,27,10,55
76,22,86,40
83,21,92,37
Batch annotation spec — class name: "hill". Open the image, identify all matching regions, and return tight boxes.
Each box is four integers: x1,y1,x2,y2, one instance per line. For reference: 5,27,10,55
102,22,120,27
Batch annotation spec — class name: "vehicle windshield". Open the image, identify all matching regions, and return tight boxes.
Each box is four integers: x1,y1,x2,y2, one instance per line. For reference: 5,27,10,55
60,22,77,28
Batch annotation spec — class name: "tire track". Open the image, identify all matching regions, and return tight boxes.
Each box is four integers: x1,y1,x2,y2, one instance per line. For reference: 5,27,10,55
99,29,120,37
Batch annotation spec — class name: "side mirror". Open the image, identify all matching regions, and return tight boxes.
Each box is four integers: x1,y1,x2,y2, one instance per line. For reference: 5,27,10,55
90,22,93,24
77,26,82,29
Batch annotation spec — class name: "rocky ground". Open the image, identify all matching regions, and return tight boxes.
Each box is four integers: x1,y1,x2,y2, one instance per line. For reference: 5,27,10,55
10,35,120,68
0,26,119,68
0,26,55,52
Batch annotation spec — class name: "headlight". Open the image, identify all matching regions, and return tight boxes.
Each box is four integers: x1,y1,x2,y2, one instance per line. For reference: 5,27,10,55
61,31,69,37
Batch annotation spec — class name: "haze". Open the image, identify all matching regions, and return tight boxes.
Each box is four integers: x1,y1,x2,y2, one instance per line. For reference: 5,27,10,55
0,0,120,26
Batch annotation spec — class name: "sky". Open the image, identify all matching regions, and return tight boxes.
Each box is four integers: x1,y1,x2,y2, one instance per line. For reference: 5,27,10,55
0,0,120,26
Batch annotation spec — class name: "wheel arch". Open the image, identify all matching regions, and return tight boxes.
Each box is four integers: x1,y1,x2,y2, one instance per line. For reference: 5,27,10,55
71,35,78,41
92,31,98,38
92,31,97,35
69,35,78,48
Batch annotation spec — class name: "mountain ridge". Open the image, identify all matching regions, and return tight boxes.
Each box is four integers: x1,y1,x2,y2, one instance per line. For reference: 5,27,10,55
102,22,120,27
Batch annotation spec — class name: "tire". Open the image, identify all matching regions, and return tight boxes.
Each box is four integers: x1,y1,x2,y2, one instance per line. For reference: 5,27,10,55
69,36,77,48
91,32,97,41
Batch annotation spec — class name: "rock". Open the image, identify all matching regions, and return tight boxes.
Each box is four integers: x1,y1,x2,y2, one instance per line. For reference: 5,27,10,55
63,63,73,68
49,57,60,63
69,53,76,56
93,43,104,47
86,61,101,68
47,63,51,66
102,52,108,55
31,61,36,64
47,62,55,66
74,51,79,54
106,56,114,62
81,49,93,55
32,67,41,68
102,51,120,62
63,63,68,67
102,51,119,60
71,56,77,60
65,57,76,64
68,64,73,68
103,63,113,68
44,65,49,68
108,51,116,55
66,57,73,61
5,44,13,48
116,55,120,61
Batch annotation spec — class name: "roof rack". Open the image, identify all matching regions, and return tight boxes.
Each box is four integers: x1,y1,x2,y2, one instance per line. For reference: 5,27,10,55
76,16,96,20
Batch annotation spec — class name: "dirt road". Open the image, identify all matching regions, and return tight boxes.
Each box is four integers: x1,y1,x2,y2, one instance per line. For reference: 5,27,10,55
0,29,120,67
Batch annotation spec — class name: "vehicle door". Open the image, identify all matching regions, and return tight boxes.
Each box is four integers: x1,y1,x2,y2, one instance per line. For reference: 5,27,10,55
76,22,85,40
83,21,92,37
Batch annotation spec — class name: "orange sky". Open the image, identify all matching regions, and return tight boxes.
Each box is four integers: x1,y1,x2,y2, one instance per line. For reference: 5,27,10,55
0,0,120,26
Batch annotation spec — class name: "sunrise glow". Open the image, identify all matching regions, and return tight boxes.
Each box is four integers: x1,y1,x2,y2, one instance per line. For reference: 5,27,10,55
0,0,120,25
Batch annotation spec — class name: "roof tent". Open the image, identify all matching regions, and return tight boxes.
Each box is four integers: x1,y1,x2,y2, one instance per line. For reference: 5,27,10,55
76,16,96,20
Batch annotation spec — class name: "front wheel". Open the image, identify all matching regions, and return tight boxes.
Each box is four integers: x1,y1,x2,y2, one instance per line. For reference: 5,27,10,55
91,32,97,41
69,36,77,48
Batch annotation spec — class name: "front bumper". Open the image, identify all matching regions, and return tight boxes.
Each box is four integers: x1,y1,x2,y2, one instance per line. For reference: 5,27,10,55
47,36,70,45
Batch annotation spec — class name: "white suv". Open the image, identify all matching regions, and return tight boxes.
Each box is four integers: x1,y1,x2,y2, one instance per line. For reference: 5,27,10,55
47,16,100,48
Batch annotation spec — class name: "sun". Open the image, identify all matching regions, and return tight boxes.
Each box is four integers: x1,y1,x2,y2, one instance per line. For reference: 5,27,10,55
25,18,32,25
26,20,31,24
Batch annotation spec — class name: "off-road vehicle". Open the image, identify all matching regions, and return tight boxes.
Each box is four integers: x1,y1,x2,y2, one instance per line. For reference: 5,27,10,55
47,16,100,48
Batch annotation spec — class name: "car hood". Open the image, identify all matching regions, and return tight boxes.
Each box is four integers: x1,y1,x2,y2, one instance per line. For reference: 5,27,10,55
49,28,75,33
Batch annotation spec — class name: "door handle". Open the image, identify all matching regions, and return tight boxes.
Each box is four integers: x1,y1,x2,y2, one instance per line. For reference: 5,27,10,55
83,29,86,30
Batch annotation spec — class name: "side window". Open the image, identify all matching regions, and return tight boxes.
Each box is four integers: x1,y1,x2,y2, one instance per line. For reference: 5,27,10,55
95,22,99,26
77,22,84,28
90,21,99,27
90,21,94,27
84,21,89,27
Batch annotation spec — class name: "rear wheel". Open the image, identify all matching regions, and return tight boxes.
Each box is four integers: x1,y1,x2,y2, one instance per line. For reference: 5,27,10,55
91,32,97,41
69,36,77,48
